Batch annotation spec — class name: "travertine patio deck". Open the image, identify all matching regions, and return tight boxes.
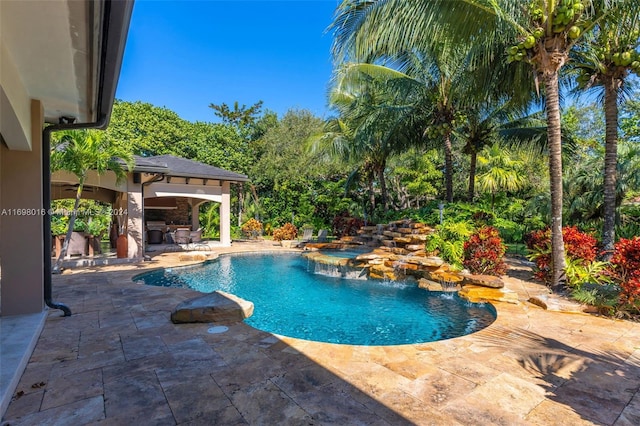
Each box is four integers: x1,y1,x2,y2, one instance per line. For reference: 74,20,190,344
2,241,639,425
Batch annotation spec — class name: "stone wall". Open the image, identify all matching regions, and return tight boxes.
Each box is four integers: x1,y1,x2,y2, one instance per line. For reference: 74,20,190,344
145,198,191,226
304,219,513,302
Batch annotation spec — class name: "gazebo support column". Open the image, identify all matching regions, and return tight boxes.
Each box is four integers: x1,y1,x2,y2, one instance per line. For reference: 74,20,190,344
191,199,200,231
127,176,143,258
220,181,231,246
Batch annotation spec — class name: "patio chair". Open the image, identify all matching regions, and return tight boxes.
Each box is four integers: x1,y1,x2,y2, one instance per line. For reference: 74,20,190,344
301,227,314,242
190,228,203,243
189,228,210,250
317,229,328,242
174,228,191,245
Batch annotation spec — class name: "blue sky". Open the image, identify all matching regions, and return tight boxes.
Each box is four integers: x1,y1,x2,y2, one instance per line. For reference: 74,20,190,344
116,1,339,123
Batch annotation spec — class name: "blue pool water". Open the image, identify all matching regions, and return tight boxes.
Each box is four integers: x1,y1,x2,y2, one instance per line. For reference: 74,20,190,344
135,253,496,345
318,248,371,258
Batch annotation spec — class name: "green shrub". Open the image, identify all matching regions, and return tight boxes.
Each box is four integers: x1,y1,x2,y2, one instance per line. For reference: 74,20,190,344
230,225,241,240
493,217,524,244
616,222,640,240
426,220,475,270
86,215,110,238
571,284,620,315
51,215,69,236
72,218,87,232
565,258,612,288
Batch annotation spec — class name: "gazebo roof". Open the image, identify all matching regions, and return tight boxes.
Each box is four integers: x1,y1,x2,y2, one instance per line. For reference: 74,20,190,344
132,155,249,182
130,155,170,173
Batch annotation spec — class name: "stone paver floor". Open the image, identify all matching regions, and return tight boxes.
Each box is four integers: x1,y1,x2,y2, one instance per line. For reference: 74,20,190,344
2,241,640,425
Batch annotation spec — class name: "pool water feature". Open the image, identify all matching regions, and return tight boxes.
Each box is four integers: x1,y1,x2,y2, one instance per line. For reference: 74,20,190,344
135,252,496,345
303,249,369,280
317,248,372,258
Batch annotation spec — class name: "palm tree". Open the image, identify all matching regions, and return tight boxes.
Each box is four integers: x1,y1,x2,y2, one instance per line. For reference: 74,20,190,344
565,140,640,227
333,50,507,204
330,0,620,289
476,142,526,209
458,101,547,202
51,129,133,272
572,7,640,258
319,65,418,214
344,62,543,207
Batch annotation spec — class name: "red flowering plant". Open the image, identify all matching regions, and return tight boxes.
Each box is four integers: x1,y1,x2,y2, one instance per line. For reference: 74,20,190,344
525,226,598,285
332,212,365,238
610,236,640,311
463,226,507,276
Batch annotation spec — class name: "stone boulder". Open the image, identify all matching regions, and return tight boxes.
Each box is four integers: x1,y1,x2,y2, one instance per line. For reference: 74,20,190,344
459,285,518,304
171,291,254,324
528,294,591,313
462,274,504,288
418,278,443,291
178,253,210,262
412,256,445,267
354,253,384,261
418,278,461,292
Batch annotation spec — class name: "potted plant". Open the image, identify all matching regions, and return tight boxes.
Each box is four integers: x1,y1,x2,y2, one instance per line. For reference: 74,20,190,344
116,223,128,258
114,211,129,258
86,216,109,256
51,215,89,257
273,222,298,248
51,214,69,237
51,214,69,258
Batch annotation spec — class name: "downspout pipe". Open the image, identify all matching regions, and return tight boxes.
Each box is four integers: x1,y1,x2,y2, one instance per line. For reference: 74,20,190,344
43,118,107,317
42,0,134,316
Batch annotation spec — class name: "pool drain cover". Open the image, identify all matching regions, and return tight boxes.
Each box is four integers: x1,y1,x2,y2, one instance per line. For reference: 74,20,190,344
207,326,229,334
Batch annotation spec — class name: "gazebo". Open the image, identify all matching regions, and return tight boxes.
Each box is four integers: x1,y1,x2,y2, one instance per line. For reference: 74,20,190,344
51,155,248,259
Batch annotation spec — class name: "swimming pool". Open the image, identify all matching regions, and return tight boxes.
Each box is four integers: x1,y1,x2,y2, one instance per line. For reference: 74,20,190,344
135,252,496,345
317,248,371,258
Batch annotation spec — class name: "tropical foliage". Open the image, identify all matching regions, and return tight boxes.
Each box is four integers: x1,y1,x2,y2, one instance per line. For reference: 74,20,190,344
526,226,598,285
241,218,263,240
50,129,132,272
272,223,298,241
610,236,640,311
426,220,475,270
78,0,640,315
463,227,508,276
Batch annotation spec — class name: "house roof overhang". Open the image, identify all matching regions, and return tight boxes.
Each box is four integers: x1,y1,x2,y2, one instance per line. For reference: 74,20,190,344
0,0,134,150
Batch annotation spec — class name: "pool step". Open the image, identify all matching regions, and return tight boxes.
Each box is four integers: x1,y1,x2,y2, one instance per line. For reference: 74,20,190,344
171,291,254,324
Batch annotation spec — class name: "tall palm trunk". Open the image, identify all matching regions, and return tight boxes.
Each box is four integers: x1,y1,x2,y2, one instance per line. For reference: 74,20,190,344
602,75,620,260
468,148,478,202
237,184,245,227
376,161,388,212
444,131,454,202
543,72,567,290
249,183,262,220
368,175,376,218
53,180,84,273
